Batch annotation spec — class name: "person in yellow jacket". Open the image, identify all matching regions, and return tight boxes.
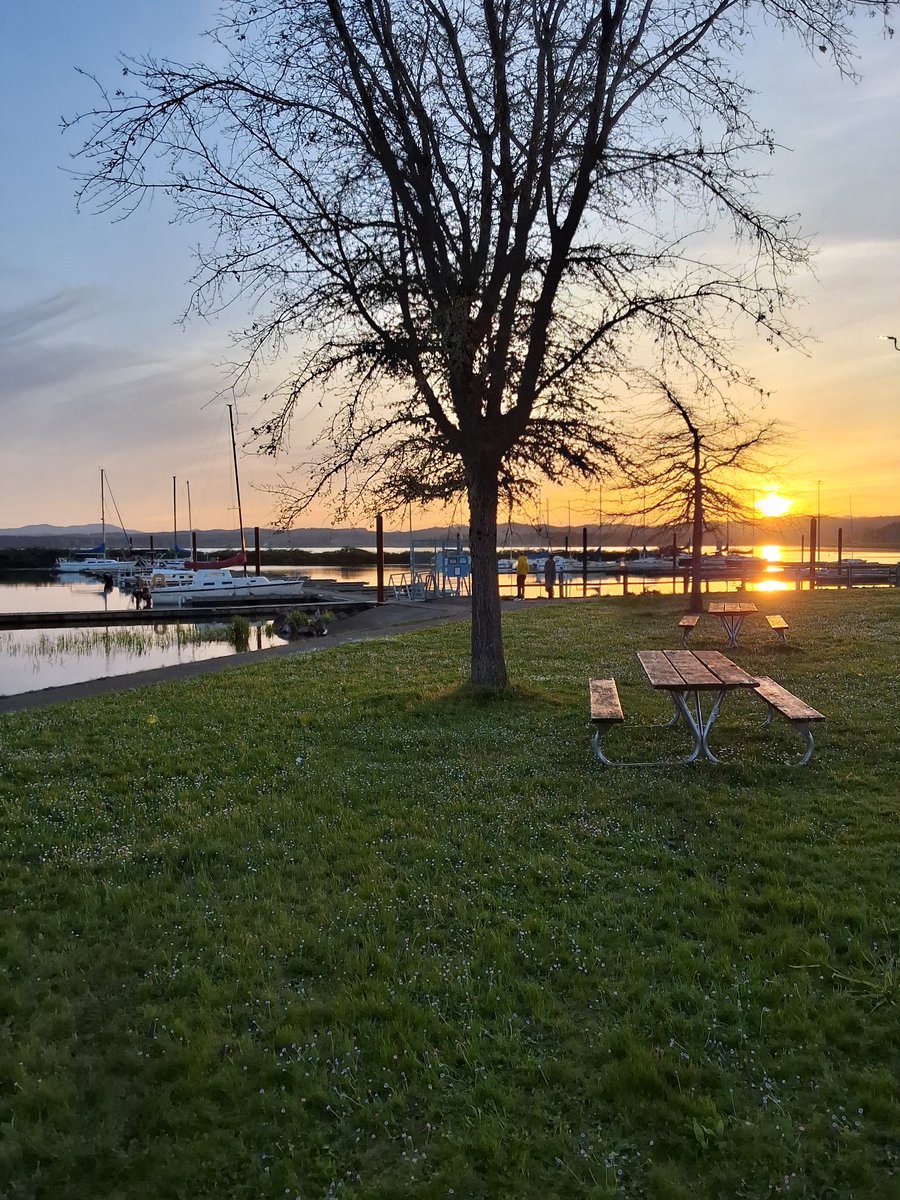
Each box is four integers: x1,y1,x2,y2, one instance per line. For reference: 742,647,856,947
515,553,529,600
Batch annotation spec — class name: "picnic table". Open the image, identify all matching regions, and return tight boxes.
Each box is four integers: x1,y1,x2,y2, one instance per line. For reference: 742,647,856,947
707,600,758,647
637,649,759,764
591,652,824,766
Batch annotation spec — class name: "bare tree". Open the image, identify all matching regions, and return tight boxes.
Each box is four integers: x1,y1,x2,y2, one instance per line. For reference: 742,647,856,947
614,382,784,610
67,0,890,685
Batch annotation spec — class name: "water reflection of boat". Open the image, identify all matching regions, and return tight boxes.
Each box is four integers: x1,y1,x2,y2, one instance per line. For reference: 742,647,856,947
149,568,309,606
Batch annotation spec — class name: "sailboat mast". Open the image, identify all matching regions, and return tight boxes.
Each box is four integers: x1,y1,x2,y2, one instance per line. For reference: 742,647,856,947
172,475,177,556
100,467,106,551
228,404,248,574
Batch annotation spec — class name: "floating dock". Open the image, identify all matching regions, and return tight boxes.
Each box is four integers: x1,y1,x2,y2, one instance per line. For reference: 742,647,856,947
0,595,377,632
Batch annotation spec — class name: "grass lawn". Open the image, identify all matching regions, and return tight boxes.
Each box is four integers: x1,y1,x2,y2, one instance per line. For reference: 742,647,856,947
1,589,897,1199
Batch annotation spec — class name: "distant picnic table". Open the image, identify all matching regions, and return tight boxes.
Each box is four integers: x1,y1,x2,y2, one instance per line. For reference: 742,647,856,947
708,600,757,647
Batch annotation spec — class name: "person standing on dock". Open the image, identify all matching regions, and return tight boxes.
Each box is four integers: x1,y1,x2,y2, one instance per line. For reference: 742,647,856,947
515,553,529,600
133,583,152,609
544,553,557,599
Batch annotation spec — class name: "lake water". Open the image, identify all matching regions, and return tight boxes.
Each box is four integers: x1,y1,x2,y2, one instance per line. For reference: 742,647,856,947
1,548,895,697
0,568,350,698
0,564,406,696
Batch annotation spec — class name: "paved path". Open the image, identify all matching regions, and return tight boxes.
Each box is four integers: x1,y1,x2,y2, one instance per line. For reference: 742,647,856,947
0,598,473,714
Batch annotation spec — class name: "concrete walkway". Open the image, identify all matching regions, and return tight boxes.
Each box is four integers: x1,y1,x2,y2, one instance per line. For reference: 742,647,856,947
0,597,473,714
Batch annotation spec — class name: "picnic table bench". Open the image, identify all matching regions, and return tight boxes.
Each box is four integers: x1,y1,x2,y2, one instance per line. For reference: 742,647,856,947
589,678,624,764
765,614,789,644
753,676,824,765
677,613,701,646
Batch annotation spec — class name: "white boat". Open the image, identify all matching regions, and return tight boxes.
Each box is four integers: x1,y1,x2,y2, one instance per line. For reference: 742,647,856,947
528,554,582,576
55,555,127,576
676,553,767,573
621,554,676,575
148,568,308,605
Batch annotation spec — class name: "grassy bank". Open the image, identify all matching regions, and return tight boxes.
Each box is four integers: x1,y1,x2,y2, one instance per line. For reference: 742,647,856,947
1,590,897,1198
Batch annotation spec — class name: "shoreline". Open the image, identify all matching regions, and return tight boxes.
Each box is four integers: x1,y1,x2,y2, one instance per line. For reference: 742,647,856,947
0,596,474,714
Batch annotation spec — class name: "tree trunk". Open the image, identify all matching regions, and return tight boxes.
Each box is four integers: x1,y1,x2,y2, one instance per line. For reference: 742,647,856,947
467,471,508,688
689,448,704,613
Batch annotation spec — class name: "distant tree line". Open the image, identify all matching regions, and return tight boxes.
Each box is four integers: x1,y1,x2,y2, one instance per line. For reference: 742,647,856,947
0,548,60,570
871,523,900,547
0,546,415,571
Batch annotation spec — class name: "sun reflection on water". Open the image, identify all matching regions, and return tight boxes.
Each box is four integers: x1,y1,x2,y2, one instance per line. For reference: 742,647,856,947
752,578,792,593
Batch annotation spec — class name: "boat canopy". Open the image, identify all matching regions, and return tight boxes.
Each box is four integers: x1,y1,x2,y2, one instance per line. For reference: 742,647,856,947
183,551,247,571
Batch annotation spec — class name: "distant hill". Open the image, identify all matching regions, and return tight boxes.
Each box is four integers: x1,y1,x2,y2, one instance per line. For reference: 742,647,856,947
0,514,897,551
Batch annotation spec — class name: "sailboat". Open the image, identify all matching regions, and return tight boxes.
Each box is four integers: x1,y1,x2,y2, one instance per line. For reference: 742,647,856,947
183,407,248,570
148,406,307,605
55,470,130,576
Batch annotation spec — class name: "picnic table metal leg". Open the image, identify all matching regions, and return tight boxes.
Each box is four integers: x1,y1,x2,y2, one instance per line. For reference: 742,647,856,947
591,724,682,768
760,705,816,766
793,722,816,767
717,614,747,647
591,723,620,766
671,688,726,764
592,716,691,769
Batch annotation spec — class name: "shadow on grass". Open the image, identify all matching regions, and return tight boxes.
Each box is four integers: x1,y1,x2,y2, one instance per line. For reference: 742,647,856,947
420,680,569,712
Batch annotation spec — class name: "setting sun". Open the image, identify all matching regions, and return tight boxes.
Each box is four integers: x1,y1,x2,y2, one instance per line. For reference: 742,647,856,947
755,492,792,518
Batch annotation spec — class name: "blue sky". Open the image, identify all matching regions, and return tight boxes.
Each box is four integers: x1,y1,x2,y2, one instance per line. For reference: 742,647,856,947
1,2,897,535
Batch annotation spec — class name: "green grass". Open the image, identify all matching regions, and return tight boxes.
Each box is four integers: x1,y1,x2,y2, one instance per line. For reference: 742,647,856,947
1,589,897,1199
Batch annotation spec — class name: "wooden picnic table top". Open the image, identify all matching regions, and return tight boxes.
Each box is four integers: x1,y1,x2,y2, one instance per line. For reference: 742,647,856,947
637,649,759,691
708,601,758,615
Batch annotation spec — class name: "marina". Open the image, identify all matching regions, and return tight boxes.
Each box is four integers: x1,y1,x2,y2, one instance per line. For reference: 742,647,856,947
0,568,377,696
0,545,896,697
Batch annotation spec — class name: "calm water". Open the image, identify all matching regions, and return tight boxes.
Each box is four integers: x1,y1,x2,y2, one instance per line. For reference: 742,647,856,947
1,548,894,696
0,564,394,696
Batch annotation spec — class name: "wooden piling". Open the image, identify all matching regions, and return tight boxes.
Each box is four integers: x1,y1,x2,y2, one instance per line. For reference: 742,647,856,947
376,513,385,604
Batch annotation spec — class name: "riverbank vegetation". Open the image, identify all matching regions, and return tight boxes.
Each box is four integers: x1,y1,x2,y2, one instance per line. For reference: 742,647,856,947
0,590,896,1198
0,621,275,664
